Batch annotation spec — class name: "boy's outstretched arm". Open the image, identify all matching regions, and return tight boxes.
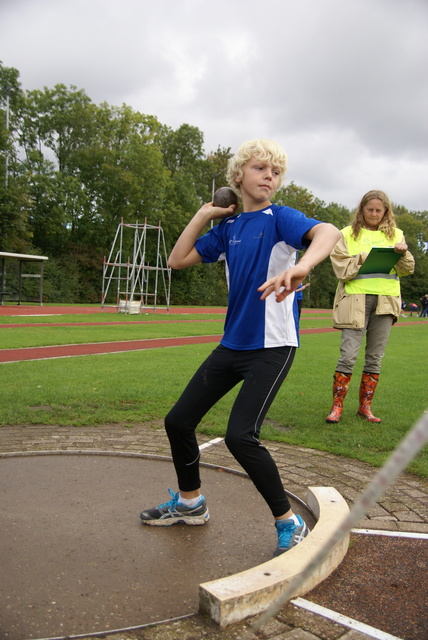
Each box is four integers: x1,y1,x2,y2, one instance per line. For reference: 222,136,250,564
168,202,237,270
258,223,341,302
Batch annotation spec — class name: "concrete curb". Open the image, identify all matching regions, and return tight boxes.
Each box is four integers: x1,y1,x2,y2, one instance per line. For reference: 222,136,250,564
199,486,349,626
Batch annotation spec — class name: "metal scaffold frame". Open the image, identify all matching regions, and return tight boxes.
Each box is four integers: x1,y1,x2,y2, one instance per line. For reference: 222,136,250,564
101,219,171,313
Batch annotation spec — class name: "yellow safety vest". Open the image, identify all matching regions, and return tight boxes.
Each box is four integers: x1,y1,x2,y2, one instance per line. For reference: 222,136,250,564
342,226,403,296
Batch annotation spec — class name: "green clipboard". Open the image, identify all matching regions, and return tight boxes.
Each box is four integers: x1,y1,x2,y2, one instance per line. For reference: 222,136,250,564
358,247,400,275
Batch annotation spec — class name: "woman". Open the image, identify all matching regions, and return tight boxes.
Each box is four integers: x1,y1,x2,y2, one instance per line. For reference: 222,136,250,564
326,190,414,424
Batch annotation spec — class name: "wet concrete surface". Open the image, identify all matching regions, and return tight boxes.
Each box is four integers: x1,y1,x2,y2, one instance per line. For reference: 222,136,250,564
0,423,427,640
0,453,315,640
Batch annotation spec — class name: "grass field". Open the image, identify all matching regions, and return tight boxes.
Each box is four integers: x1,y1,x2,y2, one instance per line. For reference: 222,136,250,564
1,306,427,477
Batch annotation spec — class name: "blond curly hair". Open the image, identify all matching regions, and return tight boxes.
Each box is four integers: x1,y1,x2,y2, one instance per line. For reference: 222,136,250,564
351,190,396,241
226,139,288,194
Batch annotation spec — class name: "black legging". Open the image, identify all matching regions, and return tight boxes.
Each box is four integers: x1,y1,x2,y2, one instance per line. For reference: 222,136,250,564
165,344,296,518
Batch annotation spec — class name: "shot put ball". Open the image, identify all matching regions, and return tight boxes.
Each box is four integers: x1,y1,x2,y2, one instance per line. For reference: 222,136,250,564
213,187,239,208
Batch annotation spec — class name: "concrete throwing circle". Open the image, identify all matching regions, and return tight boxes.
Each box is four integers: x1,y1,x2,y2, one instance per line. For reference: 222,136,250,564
0,452,315,640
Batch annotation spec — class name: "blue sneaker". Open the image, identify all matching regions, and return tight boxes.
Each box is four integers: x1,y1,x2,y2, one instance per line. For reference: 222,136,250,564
274,515,309,557
140,488,210,526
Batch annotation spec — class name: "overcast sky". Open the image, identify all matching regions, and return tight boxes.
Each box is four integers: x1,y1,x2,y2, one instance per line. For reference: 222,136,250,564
1,0,427,212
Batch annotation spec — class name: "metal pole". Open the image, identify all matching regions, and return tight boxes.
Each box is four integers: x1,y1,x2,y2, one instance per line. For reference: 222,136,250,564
211,174,219,229
39,261,44,305
18,259,23,305
5,93,9,189
0,257,5,305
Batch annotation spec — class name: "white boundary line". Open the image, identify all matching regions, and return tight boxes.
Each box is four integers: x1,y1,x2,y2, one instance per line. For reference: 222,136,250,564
352,528,428,539
199,437,224,450
291,598,404,640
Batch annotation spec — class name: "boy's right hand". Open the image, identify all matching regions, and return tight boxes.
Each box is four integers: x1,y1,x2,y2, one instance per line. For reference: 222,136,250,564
168,201,238,270
197,202,238,223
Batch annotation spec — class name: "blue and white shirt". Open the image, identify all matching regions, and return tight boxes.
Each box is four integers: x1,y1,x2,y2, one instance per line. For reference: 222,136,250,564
195,203,321,350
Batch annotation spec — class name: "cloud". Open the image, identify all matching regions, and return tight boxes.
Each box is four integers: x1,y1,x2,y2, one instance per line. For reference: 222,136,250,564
1,0,427,211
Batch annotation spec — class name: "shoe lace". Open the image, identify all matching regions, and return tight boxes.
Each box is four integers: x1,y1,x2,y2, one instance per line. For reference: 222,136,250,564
277,520,296,547
157,488,178,510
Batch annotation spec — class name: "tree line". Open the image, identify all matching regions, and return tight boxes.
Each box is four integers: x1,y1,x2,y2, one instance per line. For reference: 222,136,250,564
1,62,427,309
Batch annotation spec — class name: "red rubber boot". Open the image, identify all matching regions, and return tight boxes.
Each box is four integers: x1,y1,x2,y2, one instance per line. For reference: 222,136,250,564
357,372,382,423
325,371,352,423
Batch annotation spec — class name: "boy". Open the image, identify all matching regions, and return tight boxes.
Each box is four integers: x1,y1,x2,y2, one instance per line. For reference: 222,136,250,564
140,139,341,556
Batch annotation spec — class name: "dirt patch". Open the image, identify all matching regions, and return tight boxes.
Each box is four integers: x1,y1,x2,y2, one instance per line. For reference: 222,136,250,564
307,533,428,640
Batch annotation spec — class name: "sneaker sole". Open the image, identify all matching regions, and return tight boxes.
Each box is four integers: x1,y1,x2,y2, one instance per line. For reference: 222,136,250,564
140,510,210,526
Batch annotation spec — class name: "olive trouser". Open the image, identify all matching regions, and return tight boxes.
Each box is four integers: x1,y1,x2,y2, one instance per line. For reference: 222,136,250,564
336,294,394,375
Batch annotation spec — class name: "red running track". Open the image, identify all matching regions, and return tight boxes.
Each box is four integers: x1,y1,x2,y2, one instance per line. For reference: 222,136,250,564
0,335,224,363
0,329,338,363
0,304,419,364
4,306,422,363
0,304,339,363
0,305,226,316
